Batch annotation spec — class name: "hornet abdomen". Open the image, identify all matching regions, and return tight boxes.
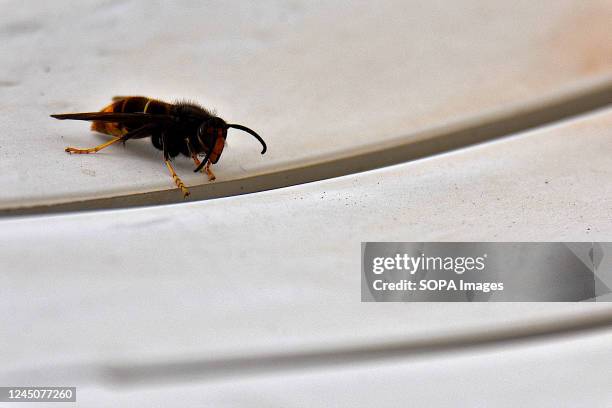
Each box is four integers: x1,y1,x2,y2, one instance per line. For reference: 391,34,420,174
91,96,171,137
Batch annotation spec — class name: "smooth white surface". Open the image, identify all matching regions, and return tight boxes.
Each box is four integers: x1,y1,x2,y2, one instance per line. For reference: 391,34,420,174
72,329,612,407
7,327,612,407
1,0,611,208
2,108,612,375
83,328,612,407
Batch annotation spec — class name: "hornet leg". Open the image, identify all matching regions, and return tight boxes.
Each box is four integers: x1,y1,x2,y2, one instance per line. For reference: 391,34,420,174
191,153,204,172
186,138,216,182
65,137,123,154
163,132,190,198
65,124,156,154
164,159,190,198
192,155,215,181
204,160,216,181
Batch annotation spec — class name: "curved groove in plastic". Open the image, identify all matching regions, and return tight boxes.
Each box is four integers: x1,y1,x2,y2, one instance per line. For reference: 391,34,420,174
6,308,612,386
3,78,612,217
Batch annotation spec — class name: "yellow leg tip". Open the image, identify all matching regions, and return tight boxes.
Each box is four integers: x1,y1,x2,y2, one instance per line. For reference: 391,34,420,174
65,146,92,154
65,138,121,154
175,183,191,198
165,159,191,198
204,163,216,181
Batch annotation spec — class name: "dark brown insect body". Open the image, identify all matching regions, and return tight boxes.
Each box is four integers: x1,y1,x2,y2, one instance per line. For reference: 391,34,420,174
51,96,267,197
